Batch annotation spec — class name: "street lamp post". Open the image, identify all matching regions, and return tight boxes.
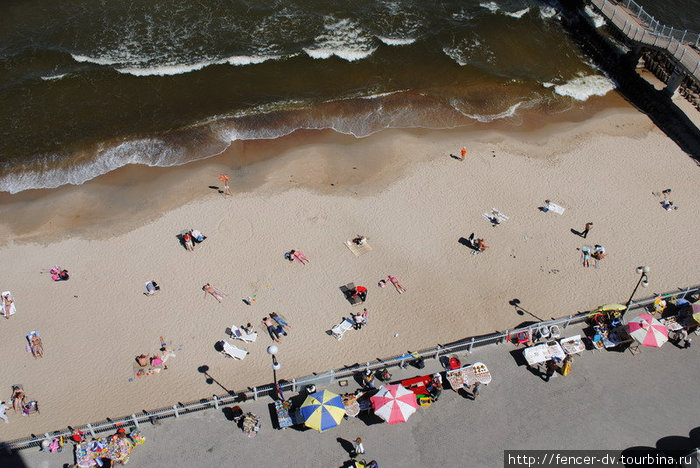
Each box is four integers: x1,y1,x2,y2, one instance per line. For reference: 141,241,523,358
267,345,281,399
624,266,650,317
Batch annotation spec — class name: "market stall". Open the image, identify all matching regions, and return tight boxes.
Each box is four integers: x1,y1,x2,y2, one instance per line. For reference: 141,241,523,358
559,335,586,355
74,431,145,467
523,342,566,367
445,362,492,391
273,400,296,429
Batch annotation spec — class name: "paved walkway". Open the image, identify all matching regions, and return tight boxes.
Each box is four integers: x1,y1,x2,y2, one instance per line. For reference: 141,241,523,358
15,322,700,468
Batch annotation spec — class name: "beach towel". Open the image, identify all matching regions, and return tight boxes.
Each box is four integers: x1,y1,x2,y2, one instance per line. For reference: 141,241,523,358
482,209,509,225
345,240,373,256
2,291,16,317
545,202,565,215
221,340,248,360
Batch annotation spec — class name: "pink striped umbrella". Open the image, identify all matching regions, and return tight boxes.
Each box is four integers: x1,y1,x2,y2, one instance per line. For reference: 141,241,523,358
628,313,668,347
370,384,419,425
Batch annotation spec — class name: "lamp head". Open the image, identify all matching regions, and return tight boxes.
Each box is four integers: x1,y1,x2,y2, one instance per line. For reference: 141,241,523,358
267,345,279,355
272,362,281,371
641,279,649,287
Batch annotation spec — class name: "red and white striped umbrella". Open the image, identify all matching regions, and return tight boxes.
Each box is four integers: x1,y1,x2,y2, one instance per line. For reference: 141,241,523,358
628,313,668,347
370,384,419,425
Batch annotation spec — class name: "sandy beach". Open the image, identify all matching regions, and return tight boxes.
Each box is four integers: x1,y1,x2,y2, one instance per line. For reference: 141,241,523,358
0,100,699,441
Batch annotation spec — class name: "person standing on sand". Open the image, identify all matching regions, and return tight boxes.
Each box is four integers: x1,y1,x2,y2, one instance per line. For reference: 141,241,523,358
219,174,231,196
460,148,467,161
581,222,593,239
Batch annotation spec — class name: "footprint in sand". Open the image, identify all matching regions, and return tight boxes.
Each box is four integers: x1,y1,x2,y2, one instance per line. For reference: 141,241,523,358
218,217,253,241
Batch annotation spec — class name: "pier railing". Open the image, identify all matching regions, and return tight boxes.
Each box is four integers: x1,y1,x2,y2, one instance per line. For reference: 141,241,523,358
2,285,698,452
592,0,700,77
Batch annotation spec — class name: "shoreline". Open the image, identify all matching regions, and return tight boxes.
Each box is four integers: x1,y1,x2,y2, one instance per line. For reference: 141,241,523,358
0,92,635,245
0,94,699,440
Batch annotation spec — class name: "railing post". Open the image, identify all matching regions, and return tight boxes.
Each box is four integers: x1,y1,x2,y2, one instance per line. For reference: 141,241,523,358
565,315,572,328
292,378,297,392
611,8,616,20
213,395,219,410
681,30,687,43
87,423,96,438
623,19,628,32
694,61,699,74
400,357,406,368
468,337,475,354
641,30,646,42
131,414,139,429
173,404,179,418
654,34,658,47
253,387,258,400
502,330,509,345
434,346,441,360
680,48,686,61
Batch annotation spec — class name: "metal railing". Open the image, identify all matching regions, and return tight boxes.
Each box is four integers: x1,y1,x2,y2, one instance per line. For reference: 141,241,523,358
592,0,700,78
2,285,698,452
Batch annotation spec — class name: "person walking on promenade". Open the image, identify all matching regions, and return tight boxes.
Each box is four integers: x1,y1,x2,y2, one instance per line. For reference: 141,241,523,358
581,222,593,239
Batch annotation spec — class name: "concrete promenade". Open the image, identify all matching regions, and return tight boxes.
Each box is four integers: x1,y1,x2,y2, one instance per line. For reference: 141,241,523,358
15,321,700,468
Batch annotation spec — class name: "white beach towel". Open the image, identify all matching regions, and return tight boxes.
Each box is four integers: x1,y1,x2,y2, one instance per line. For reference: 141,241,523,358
546,202,565,215
345,240,373,257
482,209,509,224
2,291,16,317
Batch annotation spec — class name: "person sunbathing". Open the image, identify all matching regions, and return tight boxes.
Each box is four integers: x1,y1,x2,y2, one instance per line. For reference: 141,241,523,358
191,229,206,242
2,293,13,319
145,280,160,296
135,354,150,367
262,317,283,342
270,312,291,330
291,250,309,264
387,275,406,294
203,283,226,302
352,235,368,245
476,239,489,252
30,335,43,359
183,232,194,251
11,387,25,414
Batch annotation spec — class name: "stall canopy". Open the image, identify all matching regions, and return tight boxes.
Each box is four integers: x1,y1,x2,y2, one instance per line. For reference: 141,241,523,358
593,304,627,313
299,389,346,432
370,384,418,425
628,313,668,347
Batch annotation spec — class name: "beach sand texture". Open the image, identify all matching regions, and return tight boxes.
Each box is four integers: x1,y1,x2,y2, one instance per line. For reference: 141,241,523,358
0,108,698,440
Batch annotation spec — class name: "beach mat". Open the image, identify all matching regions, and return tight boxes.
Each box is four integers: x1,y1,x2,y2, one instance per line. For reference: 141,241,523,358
345,240,373,256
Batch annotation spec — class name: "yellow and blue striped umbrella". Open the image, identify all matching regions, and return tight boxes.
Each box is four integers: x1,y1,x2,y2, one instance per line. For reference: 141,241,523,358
299,390,346,432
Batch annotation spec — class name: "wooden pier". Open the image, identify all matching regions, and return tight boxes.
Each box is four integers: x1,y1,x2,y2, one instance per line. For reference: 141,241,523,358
589,0,700,98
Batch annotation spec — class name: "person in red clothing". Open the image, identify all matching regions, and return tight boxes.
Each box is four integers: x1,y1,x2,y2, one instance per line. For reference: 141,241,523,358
354,286,367,302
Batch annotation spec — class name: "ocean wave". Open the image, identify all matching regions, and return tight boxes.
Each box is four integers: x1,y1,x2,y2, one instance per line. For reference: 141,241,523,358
443,37,494,67
71,53,122,66
40,73,68,81
552,75,616,101
304,17,377,62
479,2,500,13
539,6,559,19
451,100,526,122
0,137,228,194
504,8,530,19
584,5,606,28
376,36,416,46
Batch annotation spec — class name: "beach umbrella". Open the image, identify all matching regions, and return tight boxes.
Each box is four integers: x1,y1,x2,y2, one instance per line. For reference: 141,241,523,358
691,304,700,325
370,384,419,425
628,313,668,348
299,390,345,432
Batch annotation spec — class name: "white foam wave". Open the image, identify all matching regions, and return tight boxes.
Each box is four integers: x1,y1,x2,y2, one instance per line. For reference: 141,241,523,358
71,53,122,66
443,38,494,66
539,6,558,19
41,73,68,81
377,36,416,46
116,59,221,76
504,8,530,18
552,75,616,101
443,46,469,66
584,5,606,28
225,54,282,66
453,101,524,123
304,17,376,62
0,138,229,194
479,2,500,13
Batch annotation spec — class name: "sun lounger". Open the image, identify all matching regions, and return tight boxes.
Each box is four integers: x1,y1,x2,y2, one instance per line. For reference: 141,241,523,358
331,318,354,340
345,240,373,257
221,340,248,360
2,291,16,317
545,202,565,215
230,325,258,343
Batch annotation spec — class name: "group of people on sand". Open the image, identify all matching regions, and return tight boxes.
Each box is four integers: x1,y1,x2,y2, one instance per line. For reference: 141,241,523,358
182,229,206,252
135,337,175,369
262,313,291,342
578,245,608,268
0,386,36,423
